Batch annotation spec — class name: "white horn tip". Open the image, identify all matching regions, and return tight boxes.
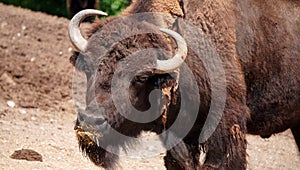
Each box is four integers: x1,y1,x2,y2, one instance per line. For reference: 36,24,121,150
155,28,188,74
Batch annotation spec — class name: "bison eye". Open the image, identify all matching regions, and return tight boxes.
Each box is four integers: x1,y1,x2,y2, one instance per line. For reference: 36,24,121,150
136,75,149,84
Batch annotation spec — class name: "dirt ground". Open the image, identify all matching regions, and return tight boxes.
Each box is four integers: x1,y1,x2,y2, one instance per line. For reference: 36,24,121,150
0,3,299,170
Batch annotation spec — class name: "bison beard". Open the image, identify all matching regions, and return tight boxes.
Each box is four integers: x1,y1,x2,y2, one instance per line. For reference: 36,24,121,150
75,125,118,168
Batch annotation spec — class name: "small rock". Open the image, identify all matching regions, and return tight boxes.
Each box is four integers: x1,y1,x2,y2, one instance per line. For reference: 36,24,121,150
7,100,15,108
19,109,27,114
50,118,54,123
10,149,43,162
1,22,7,28
59,51,63,55
30,57,36,62
0,72,16,86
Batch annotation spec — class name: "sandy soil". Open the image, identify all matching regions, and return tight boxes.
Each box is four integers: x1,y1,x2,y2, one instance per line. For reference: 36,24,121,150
0,3,299,170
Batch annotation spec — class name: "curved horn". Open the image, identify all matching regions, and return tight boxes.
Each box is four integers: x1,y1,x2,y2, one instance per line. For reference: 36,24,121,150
69,9,107,52
155,28,188,74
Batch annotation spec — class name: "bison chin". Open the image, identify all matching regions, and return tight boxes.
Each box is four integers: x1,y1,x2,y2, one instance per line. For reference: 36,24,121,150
75,128,118,168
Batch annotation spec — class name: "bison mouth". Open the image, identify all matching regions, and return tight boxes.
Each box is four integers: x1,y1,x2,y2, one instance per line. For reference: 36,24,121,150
75,127,118,168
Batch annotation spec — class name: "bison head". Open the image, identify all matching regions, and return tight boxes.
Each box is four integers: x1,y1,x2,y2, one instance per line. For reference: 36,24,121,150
69,9,187,168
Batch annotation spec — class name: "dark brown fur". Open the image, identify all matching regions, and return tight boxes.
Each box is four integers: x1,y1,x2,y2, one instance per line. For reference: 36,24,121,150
70,0,300,169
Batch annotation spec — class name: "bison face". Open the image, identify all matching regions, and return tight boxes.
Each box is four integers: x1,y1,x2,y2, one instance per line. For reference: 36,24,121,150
69,10,187,168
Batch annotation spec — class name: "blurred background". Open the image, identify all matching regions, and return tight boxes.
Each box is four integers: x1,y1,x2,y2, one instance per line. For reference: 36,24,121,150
0,0,130,17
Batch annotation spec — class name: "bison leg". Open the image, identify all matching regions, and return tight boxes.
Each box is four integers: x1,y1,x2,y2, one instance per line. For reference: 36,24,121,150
291,123,300,152
162,132,202,170
163,140,199,170
164,150,185,170
163,127,247,169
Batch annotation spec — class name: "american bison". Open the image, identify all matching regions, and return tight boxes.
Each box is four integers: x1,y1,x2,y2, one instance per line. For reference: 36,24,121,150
68,0,300,169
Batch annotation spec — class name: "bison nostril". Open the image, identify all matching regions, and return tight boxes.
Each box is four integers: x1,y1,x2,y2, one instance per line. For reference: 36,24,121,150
74,118,81,130
74,124,80,130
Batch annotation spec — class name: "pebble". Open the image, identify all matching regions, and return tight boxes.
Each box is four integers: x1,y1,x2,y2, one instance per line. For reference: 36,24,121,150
7,100,15,108
1,22,7,28
19,109,27,114
1,72,16,86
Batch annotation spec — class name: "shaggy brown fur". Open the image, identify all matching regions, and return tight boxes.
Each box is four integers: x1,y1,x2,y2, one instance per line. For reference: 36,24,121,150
70,0,300,169
122,0,184,17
